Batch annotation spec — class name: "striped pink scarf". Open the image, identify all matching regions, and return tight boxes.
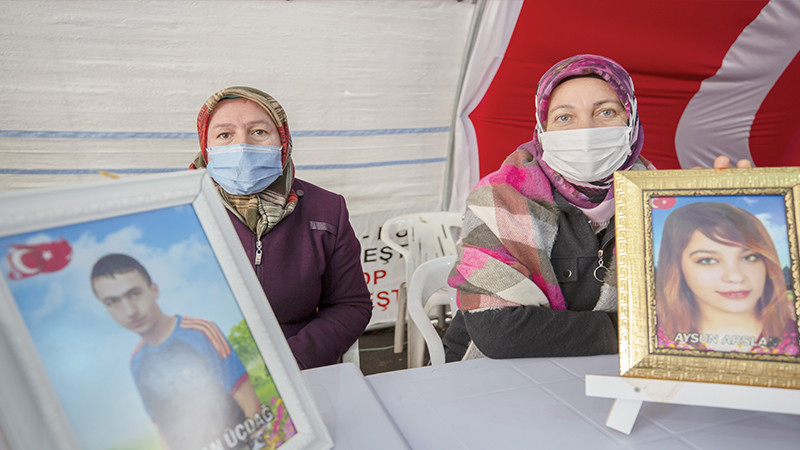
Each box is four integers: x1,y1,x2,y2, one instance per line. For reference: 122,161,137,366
450,144,653,313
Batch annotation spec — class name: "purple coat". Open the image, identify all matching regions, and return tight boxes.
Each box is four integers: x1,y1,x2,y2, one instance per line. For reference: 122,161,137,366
227,178,372,369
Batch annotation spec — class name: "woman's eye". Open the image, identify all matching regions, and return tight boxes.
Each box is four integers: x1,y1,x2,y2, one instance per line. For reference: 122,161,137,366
555,114,570,122
599,109,617,118
253,129,267,136
695,257,718,265
216,132,230,140
743,253,761,263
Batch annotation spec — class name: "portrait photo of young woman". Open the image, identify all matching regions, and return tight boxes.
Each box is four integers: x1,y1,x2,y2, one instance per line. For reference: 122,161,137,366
653,197,799,356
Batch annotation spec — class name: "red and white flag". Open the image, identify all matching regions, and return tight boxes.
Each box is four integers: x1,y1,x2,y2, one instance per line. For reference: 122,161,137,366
6,238,73,280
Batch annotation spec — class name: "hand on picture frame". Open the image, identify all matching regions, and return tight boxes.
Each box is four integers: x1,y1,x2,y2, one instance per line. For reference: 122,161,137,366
692,155,753,169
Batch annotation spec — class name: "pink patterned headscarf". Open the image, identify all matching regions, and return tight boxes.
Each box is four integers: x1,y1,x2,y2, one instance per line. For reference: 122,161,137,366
525,54,646,210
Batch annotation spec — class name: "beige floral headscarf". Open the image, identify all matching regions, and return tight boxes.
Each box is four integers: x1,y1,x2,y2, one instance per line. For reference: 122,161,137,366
190,86,298,236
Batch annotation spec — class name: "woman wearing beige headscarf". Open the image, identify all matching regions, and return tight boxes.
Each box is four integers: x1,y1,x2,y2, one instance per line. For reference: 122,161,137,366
191,86,371,369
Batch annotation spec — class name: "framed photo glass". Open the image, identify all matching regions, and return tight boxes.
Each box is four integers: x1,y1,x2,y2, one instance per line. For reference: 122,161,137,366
615,167,800,389
0,170,332,449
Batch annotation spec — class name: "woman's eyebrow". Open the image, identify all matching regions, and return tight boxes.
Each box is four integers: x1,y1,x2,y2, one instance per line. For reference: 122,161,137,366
593,99,622,108
549,99,621,114
688,249,718,257
209,122,234,131
209,120,272,130
245,120,273,128
548,104,574,114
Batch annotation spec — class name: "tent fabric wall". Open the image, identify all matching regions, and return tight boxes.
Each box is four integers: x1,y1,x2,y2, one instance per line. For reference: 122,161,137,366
0,0,475,218
447,0,522,212
451,0,800,210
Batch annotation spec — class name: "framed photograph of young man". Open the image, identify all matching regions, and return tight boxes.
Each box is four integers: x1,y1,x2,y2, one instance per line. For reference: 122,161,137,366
0,170,332,449
614,167,800,389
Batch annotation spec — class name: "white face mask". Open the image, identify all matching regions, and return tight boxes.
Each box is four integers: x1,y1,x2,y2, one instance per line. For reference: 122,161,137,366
539,126,632,184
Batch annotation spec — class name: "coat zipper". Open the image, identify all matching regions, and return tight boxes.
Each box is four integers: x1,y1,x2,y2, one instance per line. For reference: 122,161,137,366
255,239,263,266
594,219,615,282
254,218,268,266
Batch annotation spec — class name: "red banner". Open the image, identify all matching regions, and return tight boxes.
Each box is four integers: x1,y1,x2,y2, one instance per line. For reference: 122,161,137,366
471,1,800,175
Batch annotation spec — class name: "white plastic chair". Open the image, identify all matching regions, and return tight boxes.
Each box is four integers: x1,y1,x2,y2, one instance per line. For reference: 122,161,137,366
379,211,462,355
341,340,360,368
406,255,458,367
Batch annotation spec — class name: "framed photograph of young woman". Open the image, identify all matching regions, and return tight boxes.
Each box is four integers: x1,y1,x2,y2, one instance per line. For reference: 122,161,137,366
0,170,333,450
614,167,800,389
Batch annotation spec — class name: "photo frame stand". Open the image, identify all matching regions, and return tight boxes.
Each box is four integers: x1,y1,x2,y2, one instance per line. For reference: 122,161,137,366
584,374,800,435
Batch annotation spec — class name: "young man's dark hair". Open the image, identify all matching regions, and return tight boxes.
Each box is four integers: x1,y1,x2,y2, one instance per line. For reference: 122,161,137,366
91,253,152,286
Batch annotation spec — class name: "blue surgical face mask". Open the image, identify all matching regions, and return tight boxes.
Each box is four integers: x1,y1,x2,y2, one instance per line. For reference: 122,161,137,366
206,144,283,195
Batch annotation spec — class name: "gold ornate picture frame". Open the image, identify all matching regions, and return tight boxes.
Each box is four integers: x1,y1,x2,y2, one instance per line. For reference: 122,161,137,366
615,167,800,389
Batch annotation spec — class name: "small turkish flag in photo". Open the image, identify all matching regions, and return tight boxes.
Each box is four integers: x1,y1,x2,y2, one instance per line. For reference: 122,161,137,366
7,238,73,280
651,197,677,210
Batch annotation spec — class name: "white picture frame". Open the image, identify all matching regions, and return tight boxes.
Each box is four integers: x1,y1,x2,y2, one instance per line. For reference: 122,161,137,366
0,170,332,449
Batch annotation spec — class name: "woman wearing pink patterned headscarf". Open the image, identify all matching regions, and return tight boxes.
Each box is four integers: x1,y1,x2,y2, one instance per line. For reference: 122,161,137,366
444,54,749,362
443,54,652,361
445,55,653,361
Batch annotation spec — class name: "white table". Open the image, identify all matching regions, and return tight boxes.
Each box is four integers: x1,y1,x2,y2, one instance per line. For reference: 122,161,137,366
302,362,409,449
366,355,800,449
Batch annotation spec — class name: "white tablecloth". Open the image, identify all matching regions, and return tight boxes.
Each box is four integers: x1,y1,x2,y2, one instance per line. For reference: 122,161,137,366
302,362,409,449
365,355,800,449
